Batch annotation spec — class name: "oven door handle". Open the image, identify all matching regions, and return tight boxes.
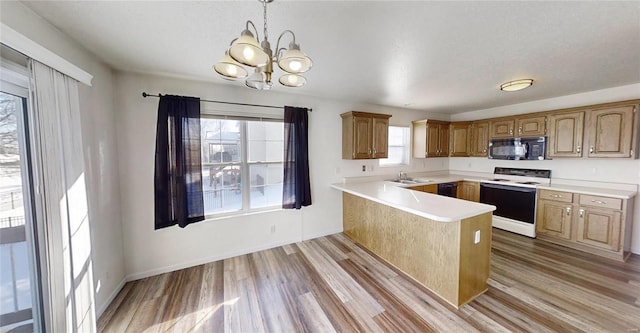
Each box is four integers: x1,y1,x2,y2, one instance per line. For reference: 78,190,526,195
480,182,537,193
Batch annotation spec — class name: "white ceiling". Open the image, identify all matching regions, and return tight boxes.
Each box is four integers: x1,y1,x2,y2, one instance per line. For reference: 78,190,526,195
22,1,640,114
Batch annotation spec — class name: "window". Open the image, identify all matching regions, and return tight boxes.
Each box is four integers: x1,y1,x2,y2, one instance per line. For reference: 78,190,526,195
379,126,410,166
201,117,283,216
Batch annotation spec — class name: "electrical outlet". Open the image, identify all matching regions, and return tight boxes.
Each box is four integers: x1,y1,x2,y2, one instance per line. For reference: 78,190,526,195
270,225,276,234
474,230,481,244
362,165,366,172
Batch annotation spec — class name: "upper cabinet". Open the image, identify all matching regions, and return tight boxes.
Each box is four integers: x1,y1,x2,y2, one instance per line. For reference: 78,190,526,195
449,122,471,157
412,120,450,158
547,111,585,158
341,111,391,159
489,115,546,139
470,121,489,157
586,105,637,158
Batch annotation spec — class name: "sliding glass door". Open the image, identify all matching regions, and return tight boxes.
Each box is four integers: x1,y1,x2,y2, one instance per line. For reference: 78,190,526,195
0,83,42,330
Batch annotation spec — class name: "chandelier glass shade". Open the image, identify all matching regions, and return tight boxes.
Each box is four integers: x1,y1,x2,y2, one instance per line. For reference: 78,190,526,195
214,0,312,89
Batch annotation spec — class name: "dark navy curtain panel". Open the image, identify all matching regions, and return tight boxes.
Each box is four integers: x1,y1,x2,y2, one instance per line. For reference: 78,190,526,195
154,95,205,229
283,106,312,209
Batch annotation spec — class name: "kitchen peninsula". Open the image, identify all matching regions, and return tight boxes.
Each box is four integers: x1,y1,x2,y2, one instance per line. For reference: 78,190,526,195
331,180,496,308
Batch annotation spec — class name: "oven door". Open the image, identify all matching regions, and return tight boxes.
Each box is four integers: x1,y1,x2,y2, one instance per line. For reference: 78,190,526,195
479,183,537,224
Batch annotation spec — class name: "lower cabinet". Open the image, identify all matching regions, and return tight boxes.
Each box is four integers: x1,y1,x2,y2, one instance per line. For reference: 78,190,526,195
457,181,479,202
576,207,622,252
536,200,572,240
536,189,632,261
408,184,438,194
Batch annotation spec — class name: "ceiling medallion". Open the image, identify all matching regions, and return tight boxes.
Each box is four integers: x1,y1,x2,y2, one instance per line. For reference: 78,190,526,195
214,0,313,90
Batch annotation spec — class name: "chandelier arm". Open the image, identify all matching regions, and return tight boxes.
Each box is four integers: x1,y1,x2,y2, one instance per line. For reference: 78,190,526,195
245,20,261,41
274,30,296,60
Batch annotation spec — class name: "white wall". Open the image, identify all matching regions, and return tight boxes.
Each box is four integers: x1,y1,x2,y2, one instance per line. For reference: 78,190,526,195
0,2,125,315
114,71,442,279
449,84,640,253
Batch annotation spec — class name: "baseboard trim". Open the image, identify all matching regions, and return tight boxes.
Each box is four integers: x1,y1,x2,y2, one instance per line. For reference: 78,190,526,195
96,277,126,318
302,228,343,241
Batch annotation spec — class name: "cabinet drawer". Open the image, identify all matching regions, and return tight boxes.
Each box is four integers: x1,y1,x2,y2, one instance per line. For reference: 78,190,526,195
579,195,622,210
538,189,573,203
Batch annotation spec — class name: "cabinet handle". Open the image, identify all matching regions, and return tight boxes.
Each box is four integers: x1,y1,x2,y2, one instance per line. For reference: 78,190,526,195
579,209,584,218
369,148,372,156
566,207,571,216
591,200,607,205
576,146,581,154
550,194,562,198
509,128,513,135
589,146,594,153
373,148,377,155
518,127,522,134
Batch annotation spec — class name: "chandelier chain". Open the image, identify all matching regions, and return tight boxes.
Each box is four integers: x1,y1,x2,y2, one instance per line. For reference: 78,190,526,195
263,0,268,41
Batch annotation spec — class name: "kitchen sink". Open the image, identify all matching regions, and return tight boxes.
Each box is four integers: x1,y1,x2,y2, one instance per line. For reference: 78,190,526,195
387,178,433,184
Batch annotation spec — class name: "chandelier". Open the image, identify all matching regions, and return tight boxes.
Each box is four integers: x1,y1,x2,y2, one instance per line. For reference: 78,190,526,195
214,0,313,90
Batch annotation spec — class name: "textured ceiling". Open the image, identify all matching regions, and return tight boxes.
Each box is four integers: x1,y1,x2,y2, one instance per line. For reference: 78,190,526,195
21,1,640,114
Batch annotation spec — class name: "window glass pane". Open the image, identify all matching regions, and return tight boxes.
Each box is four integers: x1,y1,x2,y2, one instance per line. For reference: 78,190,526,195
202,119,241,163
380,126,410,165
203,164,242,214
202,118,242,214
249,163,283,209
248,121,283,162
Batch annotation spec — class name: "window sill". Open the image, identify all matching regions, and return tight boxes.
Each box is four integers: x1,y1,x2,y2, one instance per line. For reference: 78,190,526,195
203,206,283,222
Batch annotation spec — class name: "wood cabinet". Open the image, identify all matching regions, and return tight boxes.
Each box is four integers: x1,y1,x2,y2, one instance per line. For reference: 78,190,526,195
547,111,585,158
408,184,438,194
341,111,391,159
457,181,479,202
536,190,573,240
585,105,637,158
449,122,471,157
489,115,546,139
412,120,450,158
536,189,633,261
469,121,489,157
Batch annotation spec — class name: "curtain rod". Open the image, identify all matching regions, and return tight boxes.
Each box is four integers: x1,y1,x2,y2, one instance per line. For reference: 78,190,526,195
141,92,312,112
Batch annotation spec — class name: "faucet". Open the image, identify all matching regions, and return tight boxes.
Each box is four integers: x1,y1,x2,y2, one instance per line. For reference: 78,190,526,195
399,171,407,180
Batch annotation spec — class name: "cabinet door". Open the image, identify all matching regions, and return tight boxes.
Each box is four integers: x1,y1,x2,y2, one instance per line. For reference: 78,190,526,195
576,207,622,251
423,184,438,194
450,123,470,157
490,119,515,138
547,111,584,158
470,121,489,157
536,200,572,239
372,117,389,158
458,181,479,202
586,105,636,158
352,116,373,159
517,115,546,137
426,123,441,157
438,124,450,156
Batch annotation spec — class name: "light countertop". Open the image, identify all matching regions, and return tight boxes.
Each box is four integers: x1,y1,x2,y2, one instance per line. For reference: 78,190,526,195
538,184,637,199
331,181,496,222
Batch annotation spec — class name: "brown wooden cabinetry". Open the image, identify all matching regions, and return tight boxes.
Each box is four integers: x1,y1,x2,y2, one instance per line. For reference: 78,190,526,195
408,184,438,194
489,115,546,139
547,111,585,158
449,122,471,157
536,189,633,261
469,121,489,157
457,181,479,202
536,189,573,240
412,120,450,158
341,111,391,159
586,105,637,158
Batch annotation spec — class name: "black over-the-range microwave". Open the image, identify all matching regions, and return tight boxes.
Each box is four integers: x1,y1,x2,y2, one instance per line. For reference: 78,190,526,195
488,136,547,160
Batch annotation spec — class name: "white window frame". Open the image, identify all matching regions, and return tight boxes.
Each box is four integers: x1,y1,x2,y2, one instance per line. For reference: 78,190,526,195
201,115,284,218
379,125,411,167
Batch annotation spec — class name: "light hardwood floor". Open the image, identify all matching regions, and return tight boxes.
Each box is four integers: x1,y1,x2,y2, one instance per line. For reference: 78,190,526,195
98,229,640,333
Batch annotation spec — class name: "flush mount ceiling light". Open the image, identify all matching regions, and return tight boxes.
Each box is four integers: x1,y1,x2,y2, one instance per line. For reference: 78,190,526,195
500,79,534,92
213,0,313,89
